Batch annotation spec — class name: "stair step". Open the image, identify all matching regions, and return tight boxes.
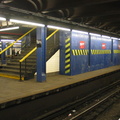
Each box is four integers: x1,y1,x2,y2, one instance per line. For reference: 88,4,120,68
7,62,33,66
11,59,36,63
0,32,59,80
0,68,31,74
3,65,35,70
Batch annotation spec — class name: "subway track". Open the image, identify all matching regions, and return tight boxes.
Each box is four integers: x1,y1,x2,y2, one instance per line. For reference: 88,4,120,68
67,83,120,120
0,70,120,120
35,80,120,120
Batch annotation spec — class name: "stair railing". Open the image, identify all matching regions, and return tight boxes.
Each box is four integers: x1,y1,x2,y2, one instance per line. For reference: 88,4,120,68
19,29,59,81
0,27,36,65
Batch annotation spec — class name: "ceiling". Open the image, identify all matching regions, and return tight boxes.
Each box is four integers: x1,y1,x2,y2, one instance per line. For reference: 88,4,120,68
0,0,120,37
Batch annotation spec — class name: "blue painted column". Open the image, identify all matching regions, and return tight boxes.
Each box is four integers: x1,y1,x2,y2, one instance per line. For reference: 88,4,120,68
1,42,6,64
36,27,46,82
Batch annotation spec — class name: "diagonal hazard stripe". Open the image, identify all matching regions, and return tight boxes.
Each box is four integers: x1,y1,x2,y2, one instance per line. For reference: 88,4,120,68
65,69,70,74
65,43,70,48
65,48,70,53
65,53,70,58
65,38,70,43
72,50,75,55
65,59,70,64
65,64,70,69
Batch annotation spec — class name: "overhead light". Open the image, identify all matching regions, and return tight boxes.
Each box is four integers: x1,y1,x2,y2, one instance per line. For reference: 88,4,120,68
0,17,6,21
111,37,118,40
47,25,70,31
1,39,15,42
14,43,21,45
1,0,13,4
0,26,19,31
89,33,101,37
72,30,88,34
10,19,45,27
102,35,111,39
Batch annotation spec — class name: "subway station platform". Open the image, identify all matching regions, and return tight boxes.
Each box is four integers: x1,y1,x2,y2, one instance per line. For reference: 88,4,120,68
0,65,120,105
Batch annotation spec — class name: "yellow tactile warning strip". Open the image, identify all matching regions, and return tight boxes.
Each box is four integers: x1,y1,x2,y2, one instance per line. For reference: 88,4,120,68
72,49,89,55
114,50,120,53
0,73,24,80
65,38,71,74
91,50,111,55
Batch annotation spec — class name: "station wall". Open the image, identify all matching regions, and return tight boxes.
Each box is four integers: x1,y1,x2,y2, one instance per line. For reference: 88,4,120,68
60,31,120,76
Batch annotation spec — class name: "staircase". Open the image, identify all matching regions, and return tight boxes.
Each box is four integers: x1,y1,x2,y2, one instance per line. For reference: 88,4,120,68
0,30,59,80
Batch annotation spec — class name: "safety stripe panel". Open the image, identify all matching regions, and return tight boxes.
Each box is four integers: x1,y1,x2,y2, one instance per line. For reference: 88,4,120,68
91,50,111,55
65,38,71,74
114,50,120,53
72,49,89,55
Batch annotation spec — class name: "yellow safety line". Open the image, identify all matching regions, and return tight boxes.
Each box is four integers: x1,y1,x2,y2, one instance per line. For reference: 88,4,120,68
46,29,59,40
19,47,37,62
0,73,20,80
0,27,36,54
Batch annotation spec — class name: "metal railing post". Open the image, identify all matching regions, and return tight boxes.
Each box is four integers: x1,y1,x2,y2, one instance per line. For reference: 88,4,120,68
25,59,26,76
20,62,22,81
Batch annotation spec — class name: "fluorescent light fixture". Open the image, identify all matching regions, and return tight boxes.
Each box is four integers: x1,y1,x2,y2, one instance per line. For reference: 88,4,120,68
0,17,6,21
111,37,118,40
14,43,21,44
47,25,70,31
1,39,15,42
10,19,45,27
72,30,88,34
0,26,19,31
89,33,101,37
102,35,111,39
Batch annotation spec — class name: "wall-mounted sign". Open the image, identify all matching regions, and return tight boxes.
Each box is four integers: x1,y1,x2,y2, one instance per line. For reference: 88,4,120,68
80,41,85,49
102,43,106,49
118,44,120,49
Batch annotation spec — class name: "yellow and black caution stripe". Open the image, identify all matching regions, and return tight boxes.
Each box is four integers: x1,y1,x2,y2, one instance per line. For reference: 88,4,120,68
65,38,71,74
91,50,111,55
72,49,89,56
114,50,120,54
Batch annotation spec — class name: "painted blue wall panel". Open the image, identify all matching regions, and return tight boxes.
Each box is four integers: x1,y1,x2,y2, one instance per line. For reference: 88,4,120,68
90,35,104,71
102,37,112,68
71,31,89,75
113,39,120,65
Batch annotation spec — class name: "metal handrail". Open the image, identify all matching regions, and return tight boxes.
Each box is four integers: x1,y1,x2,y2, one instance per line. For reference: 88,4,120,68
19,47,37,63
19,29,59,80
0,27,36,54
19,29,59,63
46,29,59,40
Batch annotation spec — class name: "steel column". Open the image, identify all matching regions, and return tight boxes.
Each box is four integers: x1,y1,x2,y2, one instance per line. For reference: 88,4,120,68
36,27,46,82
1,42,6,64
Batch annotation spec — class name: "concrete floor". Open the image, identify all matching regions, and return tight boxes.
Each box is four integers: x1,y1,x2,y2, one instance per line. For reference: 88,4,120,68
0,65,120,104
